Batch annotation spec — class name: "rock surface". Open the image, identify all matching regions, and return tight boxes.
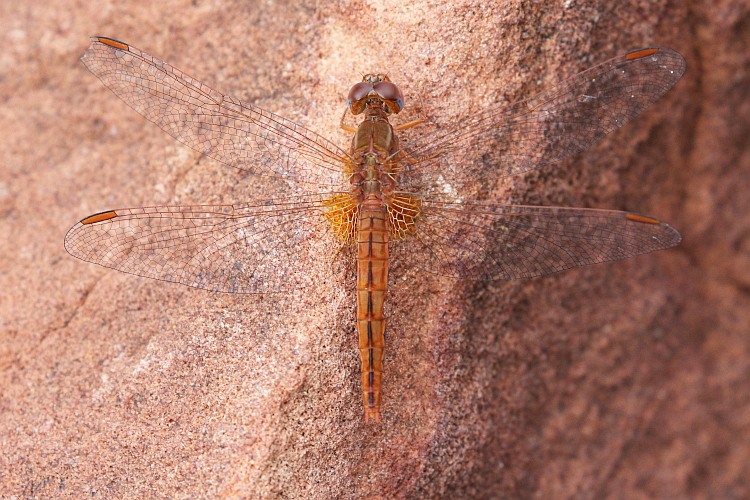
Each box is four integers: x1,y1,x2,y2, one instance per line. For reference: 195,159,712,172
1,0,749,498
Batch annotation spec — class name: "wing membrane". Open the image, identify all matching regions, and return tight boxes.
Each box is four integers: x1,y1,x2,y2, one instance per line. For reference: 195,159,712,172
73,40,684,289
403,47,685,188
81,37,350,189
390,200,681,280
64,195,353,293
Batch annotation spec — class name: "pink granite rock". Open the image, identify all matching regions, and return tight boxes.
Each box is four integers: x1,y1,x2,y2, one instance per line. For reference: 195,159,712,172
1,0,748,498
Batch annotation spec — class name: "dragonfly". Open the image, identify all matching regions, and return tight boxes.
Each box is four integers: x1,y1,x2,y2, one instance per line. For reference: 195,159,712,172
65,37,685,423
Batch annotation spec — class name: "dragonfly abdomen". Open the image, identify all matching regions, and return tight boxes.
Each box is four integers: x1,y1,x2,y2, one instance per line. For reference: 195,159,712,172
356,202,389,424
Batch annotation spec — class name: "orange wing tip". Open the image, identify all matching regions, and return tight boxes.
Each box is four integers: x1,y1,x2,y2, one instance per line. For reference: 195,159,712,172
626,47,660,60
625,213,661,224
81,210,118,224
96,37,129,51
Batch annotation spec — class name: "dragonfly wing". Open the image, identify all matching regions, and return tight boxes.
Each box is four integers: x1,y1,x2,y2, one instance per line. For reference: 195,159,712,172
402,47,685,188
390,199,681,280
64,195,350,293
81,37,349,190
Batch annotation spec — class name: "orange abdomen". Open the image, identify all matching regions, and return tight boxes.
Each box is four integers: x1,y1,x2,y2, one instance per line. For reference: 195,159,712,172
357,204,389,423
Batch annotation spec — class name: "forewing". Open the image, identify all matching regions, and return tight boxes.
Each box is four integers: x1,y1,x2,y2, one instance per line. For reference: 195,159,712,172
81,37,350,190
390,200,681,280
64,195,351,293
402,47,685,189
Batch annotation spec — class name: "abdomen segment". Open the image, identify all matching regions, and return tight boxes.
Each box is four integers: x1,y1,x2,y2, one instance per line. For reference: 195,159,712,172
356,205,389,423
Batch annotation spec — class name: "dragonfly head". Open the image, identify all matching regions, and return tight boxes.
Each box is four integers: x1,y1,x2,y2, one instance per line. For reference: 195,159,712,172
347,74,404,115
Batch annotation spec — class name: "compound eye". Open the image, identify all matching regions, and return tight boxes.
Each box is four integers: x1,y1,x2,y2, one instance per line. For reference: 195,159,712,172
373,81,404,113
373,81,402,101
347,82,373,106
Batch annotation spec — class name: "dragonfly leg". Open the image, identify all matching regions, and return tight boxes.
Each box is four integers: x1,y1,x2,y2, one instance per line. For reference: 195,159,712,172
340,106,357,133
394,118,425,131
394,87,428,130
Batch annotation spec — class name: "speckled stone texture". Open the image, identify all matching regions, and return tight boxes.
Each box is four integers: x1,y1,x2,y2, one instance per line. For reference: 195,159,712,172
1,0,748,498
